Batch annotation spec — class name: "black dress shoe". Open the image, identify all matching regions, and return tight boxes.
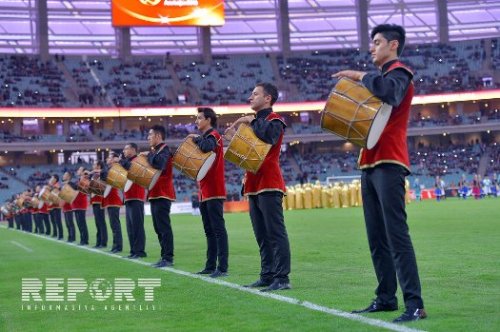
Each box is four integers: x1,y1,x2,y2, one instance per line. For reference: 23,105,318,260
260,280,291,292
352,300,398,314
196,269,215,275
244,279,272,288
210,270,228,278
151,259,173,268
393,308,427,323
127,254,139,259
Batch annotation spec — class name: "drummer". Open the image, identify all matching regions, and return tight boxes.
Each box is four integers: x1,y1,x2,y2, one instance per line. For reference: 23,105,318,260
21,189,33,233
73,167,89,245
333,24,426,322
48,174,64,240
101,152,124,254
31,187,43,234
143,125,176,268
13,194,22,230
118,143,147,259
61,172,77,243
5,202,14,228
225,82,291,292
90,161,108,249
36,185,51,236
192,107,228,278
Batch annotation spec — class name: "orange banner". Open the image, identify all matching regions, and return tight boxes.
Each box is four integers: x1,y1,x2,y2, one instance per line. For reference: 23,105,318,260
112,0,224,27
223,201,249,213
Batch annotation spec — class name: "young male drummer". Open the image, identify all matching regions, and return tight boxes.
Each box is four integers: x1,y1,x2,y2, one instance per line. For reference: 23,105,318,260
145,125,176,268
225,82,291,291
91,160,108,249
31,187,43,234
48,174,64,240
118,143,147,259
61,172,76,242
333,24,426,323
101,152,124,254
73,168,89,245
193,107,228,278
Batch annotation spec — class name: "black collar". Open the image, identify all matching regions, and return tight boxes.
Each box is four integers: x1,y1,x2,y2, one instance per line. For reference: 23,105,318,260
202,127,214,137
381,59,399,73
153,142,164,151
256,108,273,119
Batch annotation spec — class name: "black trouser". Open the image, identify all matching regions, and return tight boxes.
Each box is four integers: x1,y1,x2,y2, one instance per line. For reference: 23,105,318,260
31,213,37,233
7,217,14,228
361,164,424,309
150,199,173,262
33,213,44,234
74,209,89,245
20,213,27,231
200,199,228,272
249,192,291,283
92,203,107,247
125,200,146,257
64,211,76,242
23,213,32,232
14,214,21,229
107,206,122,251
40,213,50,235
50,208,63,239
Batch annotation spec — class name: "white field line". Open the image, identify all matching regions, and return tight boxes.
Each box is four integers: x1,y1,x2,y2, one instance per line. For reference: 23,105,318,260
1,226,426,332
10,240,34,252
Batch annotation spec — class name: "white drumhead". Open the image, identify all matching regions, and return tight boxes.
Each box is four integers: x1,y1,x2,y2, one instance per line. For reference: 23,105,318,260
123,180,133,192
366,103,392,150
197,153,216,181
38,201,44,209
104,185,112,198
39,187,48,200
148,170,162,190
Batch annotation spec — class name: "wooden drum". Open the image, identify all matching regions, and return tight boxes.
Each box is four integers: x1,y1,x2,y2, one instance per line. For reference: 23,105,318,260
321,77,392,149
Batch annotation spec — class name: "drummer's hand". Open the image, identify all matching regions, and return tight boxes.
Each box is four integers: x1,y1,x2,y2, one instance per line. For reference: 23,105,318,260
332,70,367,81
224,125,235,136
139,151,149,156
76,166,85,176
238,115,254,124
224,127,236,140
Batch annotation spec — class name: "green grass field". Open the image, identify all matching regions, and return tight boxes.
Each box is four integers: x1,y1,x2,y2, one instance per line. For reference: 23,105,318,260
1,198,499,331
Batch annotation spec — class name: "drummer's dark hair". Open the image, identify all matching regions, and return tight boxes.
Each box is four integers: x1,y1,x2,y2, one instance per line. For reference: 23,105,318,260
371,24,406,56
95,160,105,170
127,142,138,152
150,125,166,140
52,174,59,182
256,82,278,106
197,107,217,127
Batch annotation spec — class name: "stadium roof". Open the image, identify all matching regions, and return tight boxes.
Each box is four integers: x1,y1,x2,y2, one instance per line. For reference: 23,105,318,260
0,0,499,55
